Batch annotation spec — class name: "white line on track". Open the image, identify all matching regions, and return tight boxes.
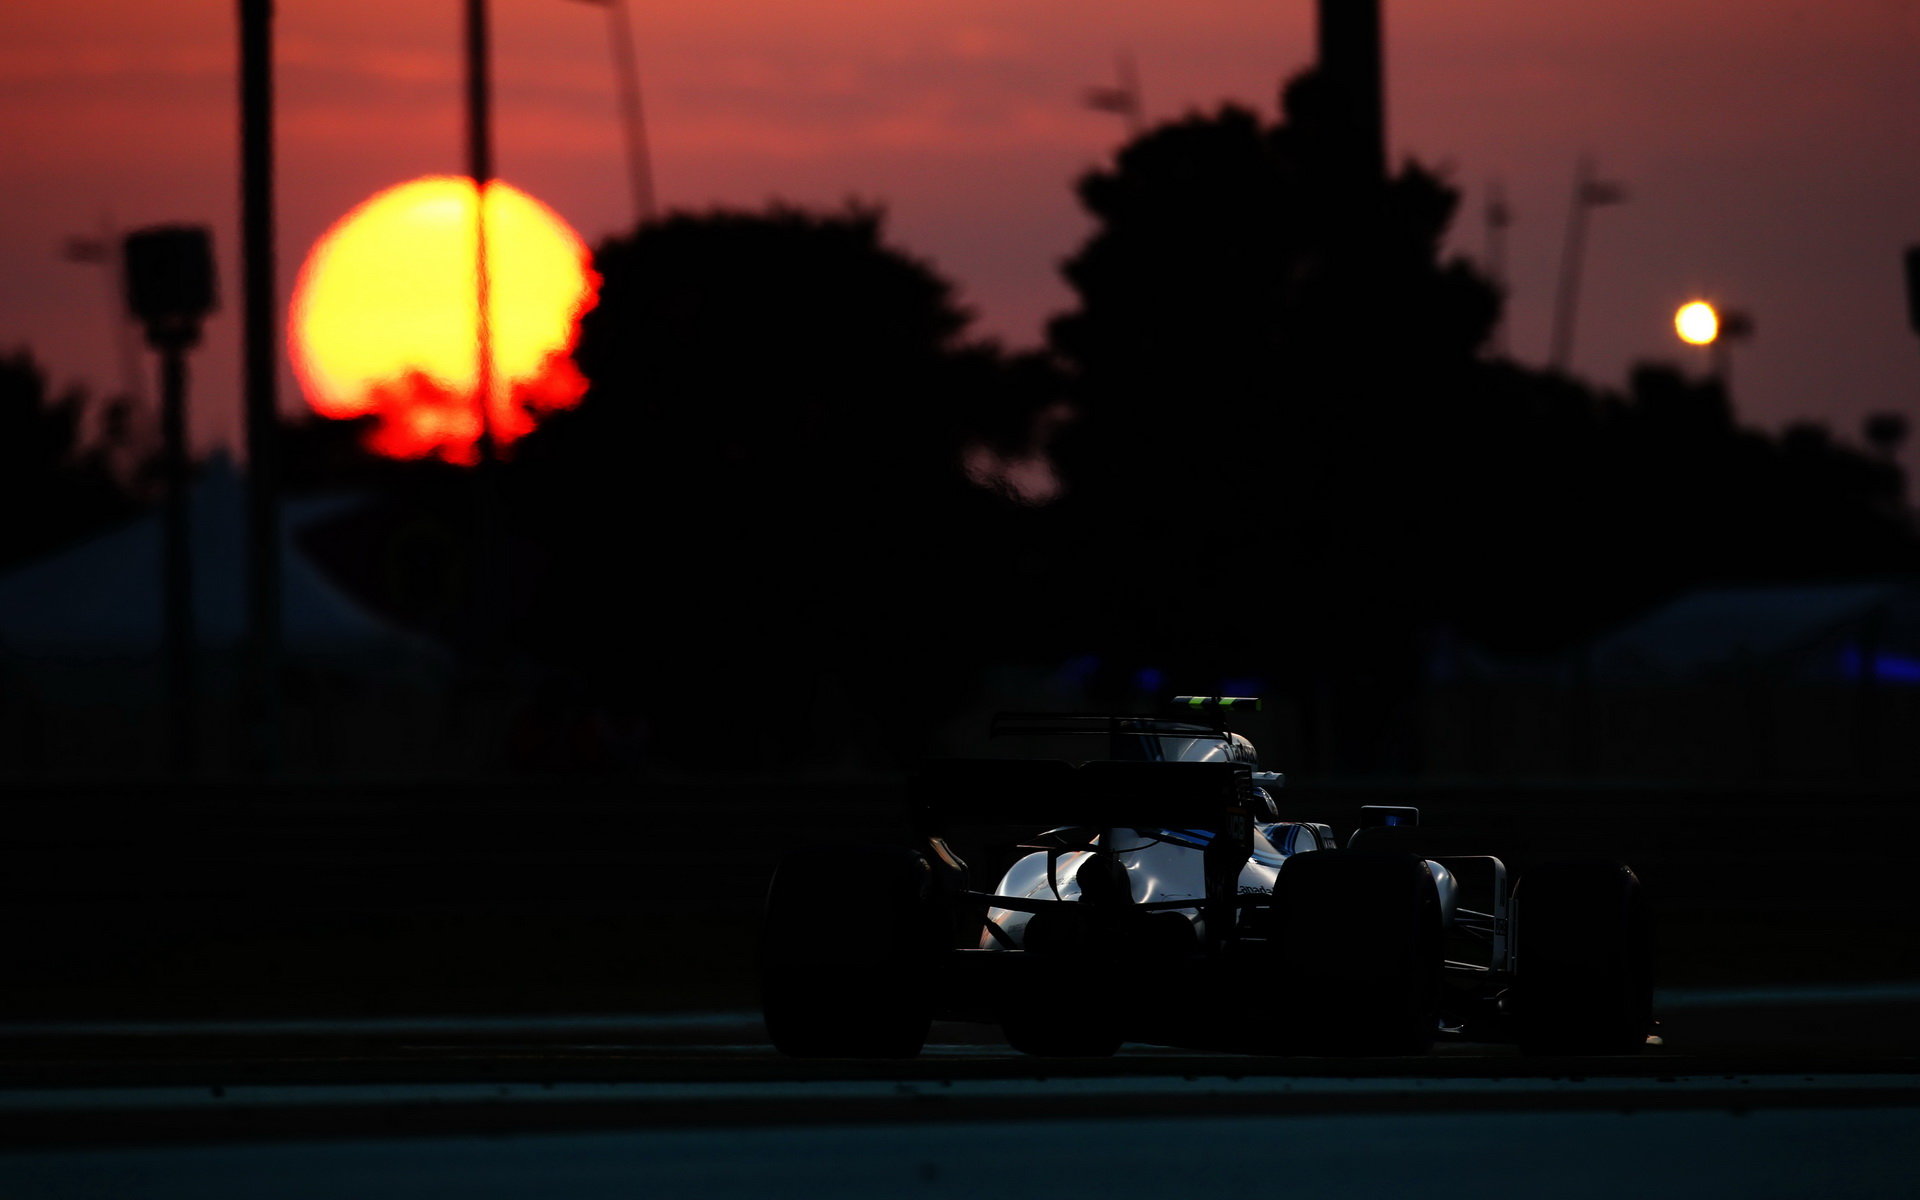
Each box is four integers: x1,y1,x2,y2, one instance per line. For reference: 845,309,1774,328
5,979,1914,1040
2,1072,1914,1117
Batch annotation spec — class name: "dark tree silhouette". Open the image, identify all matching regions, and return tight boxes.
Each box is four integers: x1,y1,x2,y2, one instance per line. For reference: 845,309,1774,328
1038,71,1915,774
1864,412,1909,460
1433,362,1917,657
1043,76,1500,771
501,204,1057,767
0,349,146,570
267,107,1916,780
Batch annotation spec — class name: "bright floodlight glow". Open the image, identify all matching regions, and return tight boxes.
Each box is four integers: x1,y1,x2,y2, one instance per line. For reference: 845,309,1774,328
1675,300,1720,346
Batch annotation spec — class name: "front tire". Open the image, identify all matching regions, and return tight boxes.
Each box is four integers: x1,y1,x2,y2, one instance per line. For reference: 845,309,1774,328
1274,849,1442,1056
1512,858,1653,1056
759,844,943,1058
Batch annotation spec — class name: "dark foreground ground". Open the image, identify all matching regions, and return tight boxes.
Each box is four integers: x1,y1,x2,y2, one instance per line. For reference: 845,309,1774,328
0,995,1916,1198
2,779,1914,1196
9,1104,1918,1200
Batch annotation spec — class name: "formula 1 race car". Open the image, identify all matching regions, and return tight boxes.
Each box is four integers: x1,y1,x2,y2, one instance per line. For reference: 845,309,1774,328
758,697,1653,1058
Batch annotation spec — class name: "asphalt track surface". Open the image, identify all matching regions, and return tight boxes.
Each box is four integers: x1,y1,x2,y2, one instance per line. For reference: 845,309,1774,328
2,985,1917,1198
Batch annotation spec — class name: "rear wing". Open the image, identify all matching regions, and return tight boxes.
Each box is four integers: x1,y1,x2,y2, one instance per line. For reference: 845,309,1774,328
989,696,1262,742
913,758,1255,834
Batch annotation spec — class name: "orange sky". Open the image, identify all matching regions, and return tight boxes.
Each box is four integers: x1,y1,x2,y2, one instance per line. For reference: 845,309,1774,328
4,1,1920,476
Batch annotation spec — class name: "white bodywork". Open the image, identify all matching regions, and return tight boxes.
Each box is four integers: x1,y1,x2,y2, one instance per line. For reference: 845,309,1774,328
980,731,1456,948
982,822,1329,947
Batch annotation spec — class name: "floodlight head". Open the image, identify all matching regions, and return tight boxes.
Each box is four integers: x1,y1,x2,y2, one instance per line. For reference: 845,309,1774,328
124,225,217,350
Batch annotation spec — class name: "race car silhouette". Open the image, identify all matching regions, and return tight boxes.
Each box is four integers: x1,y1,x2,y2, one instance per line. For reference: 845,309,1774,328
759,696,1652,1058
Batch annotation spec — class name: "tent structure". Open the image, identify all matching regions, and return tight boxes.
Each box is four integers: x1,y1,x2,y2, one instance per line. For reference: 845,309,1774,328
0,456,429,659
1426,579,1920,781
0,459,455,775
1434,581,1920,688
1584,582,1920,685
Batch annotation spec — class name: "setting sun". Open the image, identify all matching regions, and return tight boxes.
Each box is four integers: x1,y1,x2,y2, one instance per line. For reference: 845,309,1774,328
289,176,600,465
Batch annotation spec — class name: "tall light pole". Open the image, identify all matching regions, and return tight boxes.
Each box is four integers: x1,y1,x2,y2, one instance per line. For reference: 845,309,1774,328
238,0,281,774
569,0,657,226
465,0,509,664
606,0,657,224
1317,0,1386,186
1084,50,1145,140
1547,158,1626,373
466,0,498,466
1485,181,1511,356
125,226,217,777
61,216,147,408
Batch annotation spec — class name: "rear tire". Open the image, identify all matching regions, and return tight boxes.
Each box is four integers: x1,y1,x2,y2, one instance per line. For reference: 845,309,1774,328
1513,858,1652,1056
759,844,943,1058
1275,850,1442,1056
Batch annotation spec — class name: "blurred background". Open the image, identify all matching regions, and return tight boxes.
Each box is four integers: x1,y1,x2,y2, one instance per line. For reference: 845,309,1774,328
0,0,1915,1019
